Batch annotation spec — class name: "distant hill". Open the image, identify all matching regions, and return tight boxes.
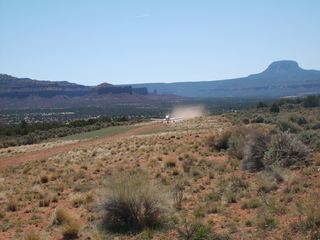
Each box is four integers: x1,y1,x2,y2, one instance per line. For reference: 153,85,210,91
0,75,149,99
1,60,320,109
130,60,320,98
0,74,92,98
0,75,184,110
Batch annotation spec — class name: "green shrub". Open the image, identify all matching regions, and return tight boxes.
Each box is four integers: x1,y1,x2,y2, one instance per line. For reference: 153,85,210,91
255,173,278,193
228,135,246,160
270,103,280,113
206,130,232,151
292,194,320,235
242,131,270,172
300,131,318,145
305,122,320,130
303,95,320,107
224,192,238,204
277,119,303,133
242,118,250,124
207,126,250,152
289,114,308,125
245,220,253,227
182,159,194,173
256,101,269,108
263,132,309,169
256,213,278,229
251,115,264,123
204,189,222,202
229,174,250,190
100,172,165,233
241,198,261,209
172,217,229,240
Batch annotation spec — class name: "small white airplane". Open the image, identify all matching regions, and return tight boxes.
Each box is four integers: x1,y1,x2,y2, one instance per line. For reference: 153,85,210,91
151,115,185,123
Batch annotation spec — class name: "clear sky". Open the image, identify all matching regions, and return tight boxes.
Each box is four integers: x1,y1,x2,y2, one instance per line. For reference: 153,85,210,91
1,1,320,86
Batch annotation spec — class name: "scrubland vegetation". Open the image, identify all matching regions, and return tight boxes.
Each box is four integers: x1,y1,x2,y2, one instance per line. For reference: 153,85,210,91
0,96,274,148
0,116,134,148
0,96,320,239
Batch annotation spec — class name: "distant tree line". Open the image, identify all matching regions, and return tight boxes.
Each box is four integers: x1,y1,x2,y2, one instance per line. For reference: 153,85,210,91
1,97,276,126
0,116,131,148
255,95,320,113
0,116,114,137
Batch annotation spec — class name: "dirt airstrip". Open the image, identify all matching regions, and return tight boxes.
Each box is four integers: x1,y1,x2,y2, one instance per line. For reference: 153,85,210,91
0,122,163,168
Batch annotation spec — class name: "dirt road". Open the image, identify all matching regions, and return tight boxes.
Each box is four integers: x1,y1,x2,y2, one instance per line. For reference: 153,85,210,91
0,123,162,168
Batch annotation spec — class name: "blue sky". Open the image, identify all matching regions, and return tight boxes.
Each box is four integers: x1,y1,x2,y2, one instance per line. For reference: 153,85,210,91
1,1,320,86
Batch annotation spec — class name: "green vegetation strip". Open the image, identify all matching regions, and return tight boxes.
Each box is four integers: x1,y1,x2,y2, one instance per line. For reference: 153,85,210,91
137,125,168,135
47,125,139,142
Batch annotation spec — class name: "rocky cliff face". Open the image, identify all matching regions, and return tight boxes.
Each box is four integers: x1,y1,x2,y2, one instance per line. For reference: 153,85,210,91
0,75,64,98
132,87,148,96
263,60,302,74
94,83,133,95
54,81,92,97
0,74,156,109
0,75,150,99
0,74,92,98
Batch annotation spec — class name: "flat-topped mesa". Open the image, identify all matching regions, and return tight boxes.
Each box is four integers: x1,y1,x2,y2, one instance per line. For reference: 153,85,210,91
263,60,302,74
93,83,148,95
94,83,133,95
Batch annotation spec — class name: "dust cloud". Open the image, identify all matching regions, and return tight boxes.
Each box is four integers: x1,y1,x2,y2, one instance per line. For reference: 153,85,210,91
170,106,206,119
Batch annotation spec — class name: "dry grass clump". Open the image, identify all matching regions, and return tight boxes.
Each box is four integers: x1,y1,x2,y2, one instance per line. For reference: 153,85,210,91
7,198,18,212
301,194,320,229
51,207,82,238
172,167,181,176
70,192,96,207
172,181,185,209
80,162,89,170
99,171,166,233
313,152,320,166
255,173,278,193
52,207,75,225
23,230,44,240
165,158,177,167
70,193,87,207
0,207,6,218
59,220,82,239
39,172,50,183
39,197,51,207
290,194,320,238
